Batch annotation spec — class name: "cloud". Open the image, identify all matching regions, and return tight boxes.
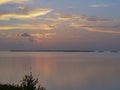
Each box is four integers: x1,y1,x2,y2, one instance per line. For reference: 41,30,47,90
0,23,55,30
54,13,80,21
52,13,116,34
82,16,112,22
18,6,25,10
20,33,56,38
70,23,120,34
21,33,31,37
0,0,28,5
28,38,35,42
31,33,56,38
0,33,13,38
53,13,112,22
90,4,110,8
0,8,52,20
20,33,56,43
19,33,35,42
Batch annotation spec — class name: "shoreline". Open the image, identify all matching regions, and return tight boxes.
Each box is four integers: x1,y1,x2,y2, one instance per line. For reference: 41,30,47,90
9,50,119,53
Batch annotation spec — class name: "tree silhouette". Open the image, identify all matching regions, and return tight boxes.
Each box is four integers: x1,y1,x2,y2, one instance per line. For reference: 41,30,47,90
20,72,46,90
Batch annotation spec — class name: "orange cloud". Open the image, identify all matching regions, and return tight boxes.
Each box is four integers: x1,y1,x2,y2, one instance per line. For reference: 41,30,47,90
70,23,120,34
0,24,55,30
53,13,112,22
31,33,56,38
0,8,52,20
70,23,83,28
0,0,28,4
54,13,81,21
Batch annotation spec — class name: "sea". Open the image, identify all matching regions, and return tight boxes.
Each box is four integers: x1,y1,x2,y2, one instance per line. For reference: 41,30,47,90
0,51,120,90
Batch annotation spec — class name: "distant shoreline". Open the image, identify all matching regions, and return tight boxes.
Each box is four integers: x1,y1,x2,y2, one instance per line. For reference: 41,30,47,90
10,50,119,53
10,50,95,52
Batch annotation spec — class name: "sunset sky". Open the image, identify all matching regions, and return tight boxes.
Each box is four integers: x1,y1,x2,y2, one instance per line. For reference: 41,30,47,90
0,0,120,50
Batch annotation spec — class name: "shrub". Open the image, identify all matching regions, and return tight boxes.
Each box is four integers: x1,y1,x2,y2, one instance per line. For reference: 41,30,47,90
20,72,46,90
0,72,46,90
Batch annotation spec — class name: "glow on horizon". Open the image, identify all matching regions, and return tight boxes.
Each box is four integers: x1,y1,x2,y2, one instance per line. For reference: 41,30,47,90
0,0,120,50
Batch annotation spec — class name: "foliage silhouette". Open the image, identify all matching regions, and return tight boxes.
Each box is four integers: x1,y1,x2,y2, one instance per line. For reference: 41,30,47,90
0,72,46,90
20,72,46,90
0,84,22,90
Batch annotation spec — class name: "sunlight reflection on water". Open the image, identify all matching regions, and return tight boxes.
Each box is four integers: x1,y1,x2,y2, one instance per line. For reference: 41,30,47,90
0,52,120,90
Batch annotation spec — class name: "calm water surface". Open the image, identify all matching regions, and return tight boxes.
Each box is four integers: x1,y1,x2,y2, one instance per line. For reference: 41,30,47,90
0,51,120,90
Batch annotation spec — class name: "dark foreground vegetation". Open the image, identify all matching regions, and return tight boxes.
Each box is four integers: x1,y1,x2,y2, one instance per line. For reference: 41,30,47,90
0,72,46,90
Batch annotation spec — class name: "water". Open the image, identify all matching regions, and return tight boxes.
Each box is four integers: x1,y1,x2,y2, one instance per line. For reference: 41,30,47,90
0,51,120,90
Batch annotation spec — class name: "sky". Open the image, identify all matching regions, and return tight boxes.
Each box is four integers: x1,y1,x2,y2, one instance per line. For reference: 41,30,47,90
0,0,120,50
